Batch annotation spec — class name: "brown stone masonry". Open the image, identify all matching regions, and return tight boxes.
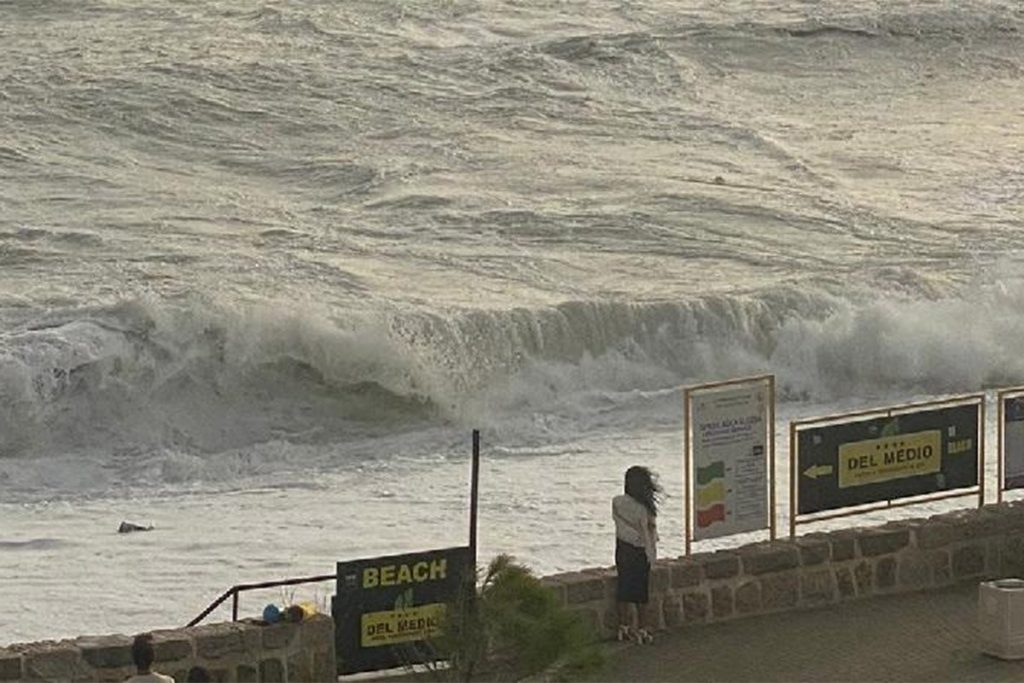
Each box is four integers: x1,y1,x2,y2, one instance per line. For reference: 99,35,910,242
545,501,1024,640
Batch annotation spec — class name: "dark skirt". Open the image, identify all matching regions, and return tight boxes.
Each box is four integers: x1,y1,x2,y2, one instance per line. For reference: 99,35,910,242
615,538,650,604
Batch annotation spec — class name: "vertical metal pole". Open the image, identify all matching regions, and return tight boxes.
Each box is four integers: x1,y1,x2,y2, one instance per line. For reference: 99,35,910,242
998,392,1005,505
231,591,239,622
979,399,987,507
470,429,481,567
789,422,797,538
683,389,692,556
768,376,777,541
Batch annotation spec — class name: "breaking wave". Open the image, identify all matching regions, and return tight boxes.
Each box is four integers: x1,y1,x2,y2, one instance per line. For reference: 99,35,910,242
4,277,1024,460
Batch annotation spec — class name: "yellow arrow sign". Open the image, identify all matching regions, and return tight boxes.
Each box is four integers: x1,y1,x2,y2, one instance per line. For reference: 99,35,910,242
803,464,834,480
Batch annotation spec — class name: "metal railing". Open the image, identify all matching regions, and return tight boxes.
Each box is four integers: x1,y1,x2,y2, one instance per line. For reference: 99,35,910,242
186,573,335,627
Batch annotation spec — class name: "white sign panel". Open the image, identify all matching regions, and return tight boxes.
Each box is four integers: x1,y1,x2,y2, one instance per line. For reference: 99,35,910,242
690,381,769,540
1004,396,1024,491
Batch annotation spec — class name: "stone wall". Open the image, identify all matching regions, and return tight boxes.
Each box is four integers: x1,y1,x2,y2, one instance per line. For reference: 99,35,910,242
0,615,335,683
544,501,1024,638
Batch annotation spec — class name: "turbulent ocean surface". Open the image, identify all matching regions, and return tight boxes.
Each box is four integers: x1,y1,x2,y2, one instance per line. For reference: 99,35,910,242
2,0,1023,643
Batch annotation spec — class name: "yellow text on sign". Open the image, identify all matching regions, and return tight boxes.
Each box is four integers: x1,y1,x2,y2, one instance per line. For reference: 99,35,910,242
360,604,446,648
838,430,942,489
363,559,447,589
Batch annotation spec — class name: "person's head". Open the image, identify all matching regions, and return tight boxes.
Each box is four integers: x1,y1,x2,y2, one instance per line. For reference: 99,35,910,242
130,633,156,673
186,665,211,682
624,465,662,516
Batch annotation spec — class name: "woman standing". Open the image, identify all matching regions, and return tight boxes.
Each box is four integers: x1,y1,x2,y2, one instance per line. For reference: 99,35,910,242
612,465,662,644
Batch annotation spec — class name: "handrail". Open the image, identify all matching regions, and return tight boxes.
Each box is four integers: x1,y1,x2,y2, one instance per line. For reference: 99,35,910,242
186,573,335,627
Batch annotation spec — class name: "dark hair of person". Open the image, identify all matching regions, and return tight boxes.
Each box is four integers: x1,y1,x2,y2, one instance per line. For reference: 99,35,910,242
624,465,662,517
131,634,156,672
187,665,212,682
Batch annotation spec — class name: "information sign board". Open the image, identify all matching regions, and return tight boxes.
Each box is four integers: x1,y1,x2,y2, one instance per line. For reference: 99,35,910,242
334,546,473,674
796,401,980,515
687,377,773,541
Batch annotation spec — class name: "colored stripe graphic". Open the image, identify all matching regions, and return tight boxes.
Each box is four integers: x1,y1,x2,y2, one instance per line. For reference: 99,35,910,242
696,461,725,485
696,481,726,508
696,504,726,528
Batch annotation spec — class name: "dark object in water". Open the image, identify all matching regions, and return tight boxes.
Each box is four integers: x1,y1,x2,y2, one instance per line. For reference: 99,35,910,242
118,521,154,533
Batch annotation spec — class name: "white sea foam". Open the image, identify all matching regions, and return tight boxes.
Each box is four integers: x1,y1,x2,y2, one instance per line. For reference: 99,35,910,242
1,0,1022,644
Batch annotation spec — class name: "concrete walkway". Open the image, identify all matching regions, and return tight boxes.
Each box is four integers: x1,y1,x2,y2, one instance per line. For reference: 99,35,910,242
586,583,1024,682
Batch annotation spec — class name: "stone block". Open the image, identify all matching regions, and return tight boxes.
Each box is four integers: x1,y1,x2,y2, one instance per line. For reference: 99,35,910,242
196,624,245,660
795,535,830,566
565,574,606,604
760,572,799,611
835,567,855,599
1000,502,1024,531
953,544,986,579
313,650,336,683
76,635,133,669
858,529,910,557
897,555,931,589
986,539,1003,577
829,531,857,561
262,623,297,650
682,591,709,624
236,663,257,682
854,561,873,596
800,569,835,605
260,658,285,683
700,552,740,580
206,668,230,683
1003,537,1024,576
671,559,702,588
149,631,193,663
711,585,733,619
541,578,567,605
642,600,665,631
876,557,897,590
915,522,958,549
735,581,761,614
603,575,618,600
288,651,313,682
23,644,88,681
740,543,800,575
930,550,952,585
299,616,334,652
0,649,21,682
651,564,671,593
663,594,684,628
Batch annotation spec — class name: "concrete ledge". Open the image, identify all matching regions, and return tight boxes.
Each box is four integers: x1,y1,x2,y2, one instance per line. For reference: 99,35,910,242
554,502,1023,640
4,615,335,683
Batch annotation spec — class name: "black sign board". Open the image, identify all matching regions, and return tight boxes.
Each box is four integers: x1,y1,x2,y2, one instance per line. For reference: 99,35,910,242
797,402,980,515
334,546,474,675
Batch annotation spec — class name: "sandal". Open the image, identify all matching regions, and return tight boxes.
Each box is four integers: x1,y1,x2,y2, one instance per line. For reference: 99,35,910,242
616,625,634,642
635,628,654,644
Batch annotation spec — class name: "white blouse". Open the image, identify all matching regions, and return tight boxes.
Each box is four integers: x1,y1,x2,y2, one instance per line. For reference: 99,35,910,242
612,493,658,564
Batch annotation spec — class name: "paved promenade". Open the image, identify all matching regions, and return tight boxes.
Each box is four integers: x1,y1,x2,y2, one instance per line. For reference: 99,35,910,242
587,583,1024,682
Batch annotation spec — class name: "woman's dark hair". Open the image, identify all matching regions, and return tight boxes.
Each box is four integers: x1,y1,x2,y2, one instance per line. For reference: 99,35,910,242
624,465,662,516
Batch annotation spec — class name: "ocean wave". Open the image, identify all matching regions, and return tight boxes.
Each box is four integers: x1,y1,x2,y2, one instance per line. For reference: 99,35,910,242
4,278,1024,460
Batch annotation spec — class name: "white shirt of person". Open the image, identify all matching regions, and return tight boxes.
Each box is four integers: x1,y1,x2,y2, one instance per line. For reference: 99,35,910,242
612,493,658,564
125,672,175,683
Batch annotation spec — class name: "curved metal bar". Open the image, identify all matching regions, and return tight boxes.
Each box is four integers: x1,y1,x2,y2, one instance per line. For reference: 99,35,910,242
186,573,336,628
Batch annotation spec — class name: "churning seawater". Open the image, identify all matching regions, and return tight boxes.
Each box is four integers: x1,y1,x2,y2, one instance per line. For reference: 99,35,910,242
1,0,1023,643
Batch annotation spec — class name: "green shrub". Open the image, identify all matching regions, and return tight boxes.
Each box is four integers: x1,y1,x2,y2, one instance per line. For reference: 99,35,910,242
426,554,603,682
